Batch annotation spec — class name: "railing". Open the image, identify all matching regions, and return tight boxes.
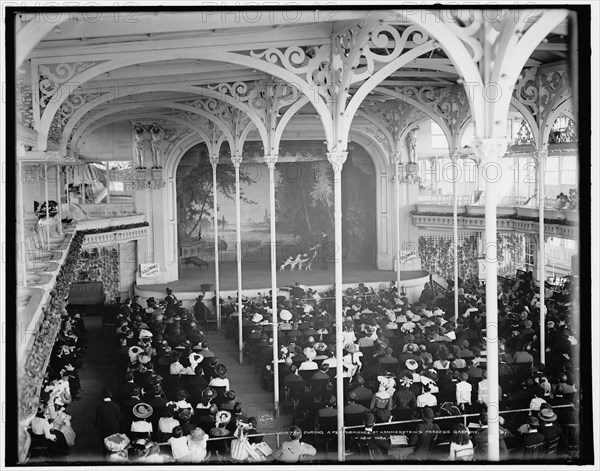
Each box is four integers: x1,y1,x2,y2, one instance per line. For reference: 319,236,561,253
418,194,560,209
79,203,137,218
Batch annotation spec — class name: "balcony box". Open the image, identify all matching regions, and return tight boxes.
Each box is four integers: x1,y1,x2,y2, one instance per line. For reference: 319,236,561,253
466,205,486,216
565,210,579,224
516,207,539,218
497,206,517,217
544,209,567,221
415,204,457,215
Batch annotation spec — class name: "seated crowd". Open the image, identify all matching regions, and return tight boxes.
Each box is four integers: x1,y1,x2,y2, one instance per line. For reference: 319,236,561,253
28,312,87,457
94,288,273,463
242,273,578,461
26,269,579,463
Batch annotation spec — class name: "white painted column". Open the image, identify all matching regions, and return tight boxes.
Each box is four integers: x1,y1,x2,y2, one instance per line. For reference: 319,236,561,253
327,150,347,462
210,156,221,331
231,154,244,364
535,150,548,365
393,153,402,291
56,165,62,224
44,163,50,249
18,162,27,286
105,161,111,203
474,138,508,462
451,153,460,327
265,155,280,416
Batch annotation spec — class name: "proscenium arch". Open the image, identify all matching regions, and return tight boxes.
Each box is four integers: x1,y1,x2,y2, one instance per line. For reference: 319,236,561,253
37,50,333,151
60,85,263,153
70,102,230,155
354,110,397,157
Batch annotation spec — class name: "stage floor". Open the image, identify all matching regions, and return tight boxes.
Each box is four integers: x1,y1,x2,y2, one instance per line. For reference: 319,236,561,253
139,260,427,292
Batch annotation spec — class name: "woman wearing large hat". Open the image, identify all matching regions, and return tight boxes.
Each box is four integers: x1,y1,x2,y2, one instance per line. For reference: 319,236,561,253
131,403,154,439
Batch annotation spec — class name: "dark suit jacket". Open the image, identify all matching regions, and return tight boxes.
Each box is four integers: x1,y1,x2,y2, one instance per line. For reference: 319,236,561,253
95,400,123,438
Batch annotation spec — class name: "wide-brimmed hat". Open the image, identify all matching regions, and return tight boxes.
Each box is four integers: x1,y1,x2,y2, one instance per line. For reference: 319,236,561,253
406,359,419,370
345,343,359,353
215,410,232,425
189,352,204,366
279,310,293,321
132,403,153,419
104,433,130,452
539,407,557,422
201,387,216,400
138,353,151,365
251,313,263,323
139,329,153,339
303,347,317,360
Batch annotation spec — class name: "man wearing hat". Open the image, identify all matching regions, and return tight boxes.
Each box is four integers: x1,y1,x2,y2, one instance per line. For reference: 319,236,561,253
165,288,178,306
538,405,568,453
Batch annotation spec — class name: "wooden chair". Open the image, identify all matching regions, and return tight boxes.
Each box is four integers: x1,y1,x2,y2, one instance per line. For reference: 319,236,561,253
546,436,560,458
523,441,545,460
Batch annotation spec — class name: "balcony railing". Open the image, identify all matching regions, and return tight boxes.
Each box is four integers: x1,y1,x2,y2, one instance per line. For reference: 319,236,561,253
418,194,558,208
79,203,137,218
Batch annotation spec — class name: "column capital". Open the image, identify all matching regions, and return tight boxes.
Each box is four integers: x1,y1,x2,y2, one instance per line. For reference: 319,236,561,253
209,155,219,167
532,149,548,163
263,154,279,169
391,151,403,166
472,138,509,164
449,152,462,162
326,151,348,167
230,154,243,167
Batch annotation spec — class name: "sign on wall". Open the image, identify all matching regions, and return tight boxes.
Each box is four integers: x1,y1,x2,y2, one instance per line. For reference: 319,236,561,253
140,263,160,278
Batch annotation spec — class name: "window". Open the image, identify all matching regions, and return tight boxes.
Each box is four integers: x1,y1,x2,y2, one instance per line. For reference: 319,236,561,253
545,157,559,185
430,122,448,149
525,237,536,269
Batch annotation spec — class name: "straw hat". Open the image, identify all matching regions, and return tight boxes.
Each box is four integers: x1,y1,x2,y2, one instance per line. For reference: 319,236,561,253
345,343,359,354
215,410,232,426
251,313,264,323
539,407,557,422
139,329,153,339
279,310,293,321
132,403,153,419
405,359,419,371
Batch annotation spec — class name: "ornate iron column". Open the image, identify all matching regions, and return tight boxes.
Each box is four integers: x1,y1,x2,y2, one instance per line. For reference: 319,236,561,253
473,137,508,462
44,162,50,249
327,149,347,462
264,154,280,417
231,153,244,364
534,149,548,365
392,152,402,293
209,154,221,331
450,152,461,328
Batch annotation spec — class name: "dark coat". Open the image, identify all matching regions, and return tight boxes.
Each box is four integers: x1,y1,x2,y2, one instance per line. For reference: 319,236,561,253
95,400,123,438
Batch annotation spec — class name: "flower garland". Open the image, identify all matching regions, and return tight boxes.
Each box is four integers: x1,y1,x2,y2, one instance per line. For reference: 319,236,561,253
19,222,149,424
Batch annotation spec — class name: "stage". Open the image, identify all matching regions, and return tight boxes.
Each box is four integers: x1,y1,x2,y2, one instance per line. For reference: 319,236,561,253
135,260,430,308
